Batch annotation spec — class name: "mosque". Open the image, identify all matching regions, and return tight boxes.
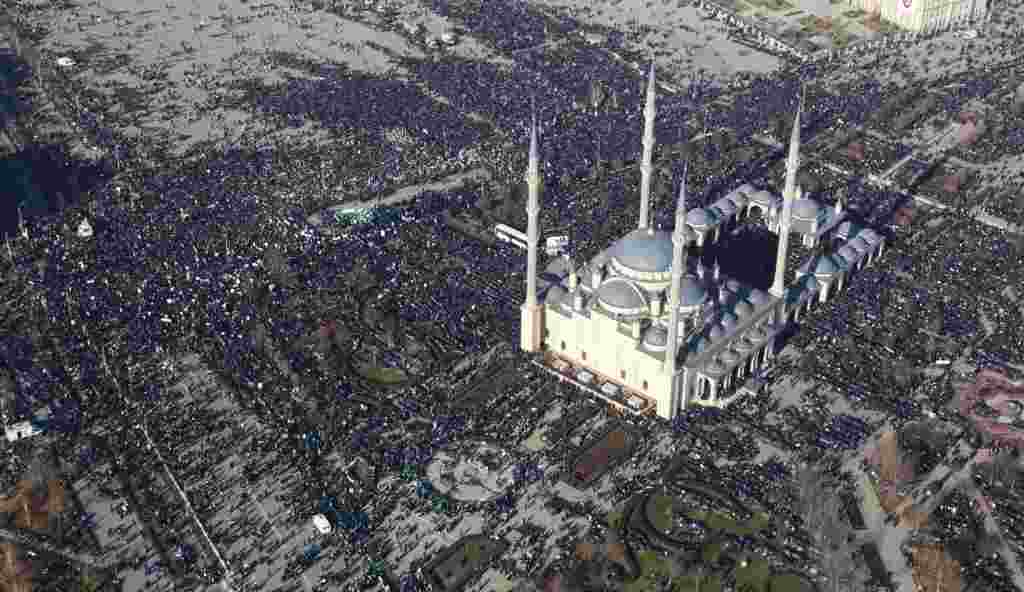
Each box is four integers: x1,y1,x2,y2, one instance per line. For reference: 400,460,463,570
519,65,888,421
847,0,988,33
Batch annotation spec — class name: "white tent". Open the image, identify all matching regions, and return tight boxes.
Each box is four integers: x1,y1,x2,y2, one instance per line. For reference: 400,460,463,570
77,218,94,239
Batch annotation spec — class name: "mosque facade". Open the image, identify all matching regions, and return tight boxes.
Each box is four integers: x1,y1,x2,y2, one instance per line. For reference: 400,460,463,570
519,65,887,421
848,0,988,33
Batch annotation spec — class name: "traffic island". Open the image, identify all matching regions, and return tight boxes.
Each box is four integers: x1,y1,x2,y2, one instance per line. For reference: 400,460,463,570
425,534,508,592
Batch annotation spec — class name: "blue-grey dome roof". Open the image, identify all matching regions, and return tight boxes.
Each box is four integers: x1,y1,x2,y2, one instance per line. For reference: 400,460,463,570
715,199,737,215
687,208,715,227
793,198,820,220
596,277,647,314
720,349,741,365
688,335,708,353
610,229,675,274
680,276,708,307
643,325,668,349
750,190,774,205
813,255,840,276
801,274,821,291
546,284,568,304
861,228,882,244
747,288,768,305
546,257,574,277
836,220,861,238
725,279,742,292
837,245,859,264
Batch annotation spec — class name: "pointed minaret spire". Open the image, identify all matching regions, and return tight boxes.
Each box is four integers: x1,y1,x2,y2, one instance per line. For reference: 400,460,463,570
664,162,689,390
638,60,657,230
771,91,805,299
520,110,545,353
782,87,804,201
17,206,27,240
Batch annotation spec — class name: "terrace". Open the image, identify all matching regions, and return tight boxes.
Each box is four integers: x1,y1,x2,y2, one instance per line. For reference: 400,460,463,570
533,351,658,417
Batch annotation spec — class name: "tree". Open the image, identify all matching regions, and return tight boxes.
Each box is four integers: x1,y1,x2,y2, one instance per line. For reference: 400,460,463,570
1012,82,1024,117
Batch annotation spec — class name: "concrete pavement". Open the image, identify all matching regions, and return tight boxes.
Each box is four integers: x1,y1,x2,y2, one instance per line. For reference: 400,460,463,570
307,167,491,226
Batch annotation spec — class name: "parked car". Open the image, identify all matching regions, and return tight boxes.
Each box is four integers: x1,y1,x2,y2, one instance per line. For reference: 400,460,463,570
576,370,595,384
600,382,622,398
313,513,333,534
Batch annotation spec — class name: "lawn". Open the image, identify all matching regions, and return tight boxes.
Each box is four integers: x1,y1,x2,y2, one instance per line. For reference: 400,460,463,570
357,365,408,384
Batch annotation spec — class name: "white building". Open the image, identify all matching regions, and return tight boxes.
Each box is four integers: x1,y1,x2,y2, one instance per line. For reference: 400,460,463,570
519,68,887,420
850,0,987,33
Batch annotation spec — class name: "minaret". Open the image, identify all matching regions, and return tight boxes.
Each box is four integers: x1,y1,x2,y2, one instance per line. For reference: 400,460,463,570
638,61,657,230
770,91,803,299
664,163,690,386
520,111,545,353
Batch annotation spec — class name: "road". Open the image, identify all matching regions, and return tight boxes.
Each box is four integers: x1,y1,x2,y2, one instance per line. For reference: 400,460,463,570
306,167,491,225
760,131,1024,238
0,527,112,576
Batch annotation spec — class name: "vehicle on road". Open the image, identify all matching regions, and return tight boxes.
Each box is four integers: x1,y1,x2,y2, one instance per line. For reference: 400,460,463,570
600,382,622,398
313,514,333,534
575,370,595,384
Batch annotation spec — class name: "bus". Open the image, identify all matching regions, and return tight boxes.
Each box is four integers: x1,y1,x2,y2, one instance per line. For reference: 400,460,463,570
545,235,569,256
494,224,528,250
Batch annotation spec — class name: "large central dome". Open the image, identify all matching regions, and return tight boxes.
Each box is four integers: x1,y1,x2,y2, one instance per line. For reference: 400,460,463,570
609,229,675,278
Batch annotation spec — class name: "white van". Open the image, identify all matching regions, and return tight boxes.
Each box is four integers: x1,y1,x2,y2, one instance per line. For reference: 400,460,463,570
600,383,622,398
312,514,333,535
4,421,44,443
575,370,595,384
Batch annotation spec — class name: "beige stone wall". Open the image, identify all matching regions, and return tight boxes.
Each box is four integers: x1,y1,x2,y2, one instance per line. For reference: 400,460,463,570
850,0,985,31
545,304,675,418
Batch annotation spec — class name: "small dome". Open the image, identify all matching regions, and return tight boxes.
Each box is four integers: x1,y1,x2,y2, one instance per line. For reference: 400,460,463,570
680,276,708,307
850,237,871,252
725,279,742,292
720,312,738,329
643,325,668,350
546,284,568,304
837,245,859,264
708,324,727,342
750,190,774,206
836,220,859,238
720,350,741,365
546,257,573,277
793,198,820,221
597,277,648,315
687,208,715,228
734,336,757,351
813,255,840,276
747,289,768,305
860,228,882,244
610,229,675,275
715,199,737,215
733,300,754,317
